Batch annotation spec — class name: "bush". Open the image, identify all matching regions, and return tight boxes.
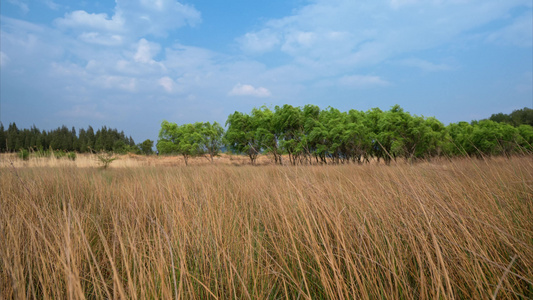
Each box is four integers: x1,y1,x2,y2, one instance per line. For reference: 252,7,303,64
18,149,30,161
97,153,117,169
67,152,77,161
54,151,66,159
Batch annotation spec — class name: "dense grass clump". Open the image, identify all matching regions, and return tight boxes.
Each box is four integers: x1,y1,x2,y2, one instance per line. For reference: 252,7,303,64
1,156,532,299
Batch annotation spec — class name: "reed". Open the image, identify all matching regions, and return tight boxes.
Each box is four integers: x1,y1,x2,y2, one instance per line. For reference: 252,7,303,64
1,155,532,299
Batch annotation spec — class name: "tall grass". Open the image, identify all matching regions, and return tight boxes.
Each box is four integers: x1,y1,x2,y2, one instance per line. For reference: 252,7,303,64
1,156,532,299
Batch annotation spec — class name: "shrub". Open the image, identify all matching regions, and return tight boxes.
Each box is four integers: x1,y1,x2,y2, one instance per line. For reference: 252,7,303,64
54,151,66,159
97,153,117,169
18,149,29,161
67,152,77,161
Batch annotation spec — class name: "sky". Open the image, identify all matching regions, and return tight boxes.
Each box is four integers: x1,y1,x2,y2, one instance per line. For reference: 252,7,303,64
1,0,532,144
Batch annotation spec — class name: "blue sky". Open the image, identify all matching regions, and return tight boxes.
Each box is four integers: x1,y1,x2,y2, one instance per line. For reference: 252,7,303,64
1,0,532,143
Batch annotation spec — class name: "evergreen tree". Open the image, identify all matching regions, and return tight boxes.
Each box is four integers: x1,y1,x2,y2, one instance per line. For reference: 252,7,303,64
0,123,6,152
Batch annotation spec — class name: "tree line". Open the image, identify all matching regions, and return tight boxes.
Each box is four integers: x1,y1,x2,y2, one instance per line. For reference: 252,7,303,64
159,105,533,165
488,107,533,127
3,105,531,164
0,123,154,155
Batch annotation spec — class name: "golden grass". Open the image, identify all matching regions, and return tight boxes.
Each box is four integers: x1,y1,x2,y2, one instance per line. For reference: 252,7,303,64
1,155,532,299
0,152,272,168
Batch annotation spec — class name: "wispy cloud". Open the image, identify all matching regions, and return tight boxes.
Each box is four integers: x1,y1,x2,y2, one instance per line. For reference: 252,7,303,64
339,75,390,88
237,29,280,54
0,52,10,66
397,58,453,72
7,0,29,13
43,0,61,10
229,84,271,97
486,12,533,47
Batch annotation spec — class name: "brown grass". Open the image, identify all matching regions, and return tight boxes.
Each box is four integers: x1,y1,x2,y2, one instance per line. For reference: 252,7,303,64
1,154,532,299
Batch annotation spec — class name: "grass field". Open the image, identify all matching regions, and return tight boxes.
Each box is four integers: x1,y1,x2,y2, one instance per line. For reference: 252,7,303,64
1,154,532,299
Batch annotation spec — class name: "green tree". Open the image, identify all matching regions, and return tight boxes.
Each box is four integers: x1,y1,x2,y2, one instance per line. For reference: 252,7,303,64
139,139,154,155
274,104,305,165
157,121,203,166
225,111,261,165
345,109,372,163
302,104,323,164
0,123,6,152
517,125,533,152
197,122,224,162
251,107,283,164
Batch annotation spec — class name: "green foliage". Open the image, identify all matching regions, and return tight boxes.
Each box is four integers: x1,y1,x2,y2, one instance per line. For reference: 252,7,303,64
157,120,222,165
54,150,66,159
223,105,533,165
67,152,77,161
197,122,224,162
489,107,533,127
138,139,154,155
18,149,29,161
225,112,261,164
0,123,134,154
97,153,117,169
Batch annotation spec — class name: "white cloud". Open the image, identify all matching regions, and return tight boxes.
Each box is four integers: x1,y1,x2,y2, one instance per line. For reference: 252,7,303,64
238,0,532,69
0,52,10,66
238,29,280,54
115,0,201,37
134,38,161,63
159,76,174,92
79,32,123,46
55,10,124,32
339,75,390,88
54,0,201,40
228,83,271,97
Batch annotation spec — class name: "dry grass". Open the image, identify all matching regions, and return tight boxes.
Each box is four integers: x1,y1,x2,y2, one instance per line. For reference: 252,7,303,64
1,154,532,299
0,152,272,169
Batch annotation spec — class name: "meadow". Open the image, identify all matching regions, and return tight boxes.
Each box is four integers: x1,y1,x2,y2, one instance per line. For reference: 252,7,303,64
1,154,532,299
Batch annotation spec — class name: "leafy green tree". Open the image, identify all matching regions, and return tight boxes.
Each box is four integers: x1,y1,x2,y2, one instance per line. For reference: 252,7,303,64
489,112,513,124
302,104,323,164
517,125,533,152
345,109,372,163
447,121,475,156
139,139,154,155
319,107,348,164
157,121,180,154
510,107,533,127
274,104,305,165
225,111,261,165
251,107,283,164
157,121,203,166
197,122,224,162
112,140,128,154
